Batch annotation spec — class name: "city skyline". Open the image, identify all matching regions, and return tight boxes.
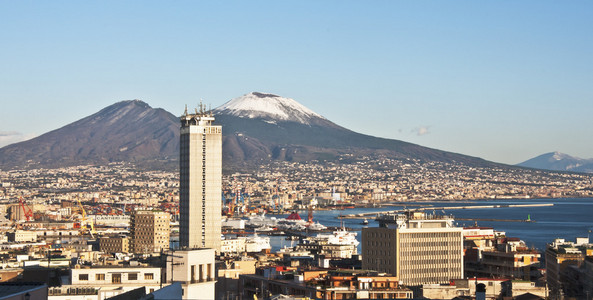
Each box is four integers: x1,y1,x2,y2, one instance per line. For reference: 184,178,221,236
1,1,592,164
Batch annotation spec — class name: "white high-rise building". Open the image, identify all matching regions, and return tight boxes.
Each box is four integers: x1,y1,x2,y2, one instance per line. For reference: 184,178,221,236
179,105,222,251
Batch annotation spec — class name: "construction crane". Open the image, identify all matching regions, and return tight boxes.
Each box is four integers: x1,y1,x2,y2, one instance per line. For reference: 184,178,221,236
19,196,34,222
76,199,96,238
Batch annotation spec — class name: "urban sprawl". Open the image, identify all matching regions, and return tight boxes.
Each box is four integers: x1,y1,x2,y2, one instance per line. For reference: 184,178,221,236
1,113,593,299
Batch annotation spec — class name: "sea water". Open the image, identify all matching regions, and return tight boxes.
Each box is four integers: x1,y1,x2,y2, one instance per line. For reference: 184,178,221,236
269,198,593,251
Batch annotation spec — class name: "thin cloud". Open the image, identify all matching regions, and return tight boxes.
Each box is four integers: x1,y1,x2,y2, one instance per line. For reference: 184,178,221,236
0,131,20,137
412,126,431,136
0,131,36,148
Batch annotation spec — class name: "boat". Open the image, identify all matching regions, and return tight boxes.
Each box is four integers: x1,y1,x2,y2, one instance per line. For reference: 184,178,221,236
297,228,360,258
244,234,272,253
276,211,308,231
256,225,275,232
309,228,359,247
244,212,278,228
362,218,369,225
307,222,327,231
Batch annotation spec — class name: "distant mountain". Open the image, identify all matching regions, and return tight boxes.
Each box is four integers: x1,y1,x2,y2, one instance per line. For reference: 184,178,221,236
0,100,179,169
0,92,499,171
517,152,593,173
214,92,495,167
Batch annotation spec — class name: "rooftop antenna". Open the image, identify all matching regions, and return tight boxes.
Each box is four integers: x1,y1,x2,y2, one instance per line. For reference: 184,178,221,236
184,104,188,116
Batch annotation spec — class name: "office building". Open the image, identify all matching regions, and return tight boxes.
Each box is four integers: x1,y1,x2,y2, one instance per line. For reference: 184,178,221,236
179,106,222,251
99,235,130,254
362,211,463,286
130,210,170,254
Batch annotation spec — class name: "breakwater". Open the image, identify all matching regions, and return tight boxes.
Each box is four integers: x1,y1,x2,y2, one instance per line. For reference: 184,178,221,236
341,203,554,219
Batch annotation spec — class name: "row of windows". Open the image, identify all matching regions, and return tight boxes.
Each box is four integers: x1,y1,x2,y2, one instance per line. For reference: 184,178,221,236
401,258,460,266
366,250,394,257
403,232,461,238
365,232,394,239
366,241,393,247
78,272,154,281
400,241,461,247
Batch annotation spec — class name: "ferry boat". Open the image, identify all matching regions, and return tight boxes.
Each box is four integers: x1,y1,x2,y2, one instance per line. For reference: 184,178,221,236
307,222,327,231
297,228,359,258
313,228,359,247
244,212,278,228
276,211,308,231
244,234,272,253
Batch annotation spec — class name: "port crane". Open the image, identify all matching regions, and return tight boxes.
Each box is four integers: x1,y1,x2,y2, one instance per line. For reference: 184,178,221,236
19,196,34,222
76,199,96,238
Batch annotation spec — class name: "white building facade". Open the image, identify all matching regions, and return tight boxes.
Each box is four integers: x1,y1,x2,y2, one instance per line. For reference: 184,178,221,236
48,266,162,300
179,107,222,251
166,249,216,300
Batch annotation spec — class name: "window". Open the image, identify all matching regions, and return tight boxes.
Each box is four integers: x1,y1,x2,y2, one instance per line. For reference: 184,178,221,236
128,273,138,280
79,274,88,281
145,273,154,280
112,273,121,284
96,273,105,281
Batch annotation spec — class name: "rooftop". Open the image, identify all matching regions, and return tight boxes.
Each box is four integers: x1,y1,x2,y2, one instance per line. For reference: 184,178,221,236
0,282,47,298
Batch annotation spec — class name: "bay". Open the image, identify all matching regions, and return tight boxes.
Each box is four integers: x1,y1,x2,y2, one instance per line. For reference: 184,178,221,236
268,198,593,252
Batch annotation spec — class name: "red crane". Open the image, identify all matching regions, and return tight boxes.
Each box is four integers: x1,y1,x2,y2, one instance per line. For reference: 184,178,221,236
19,196,34,221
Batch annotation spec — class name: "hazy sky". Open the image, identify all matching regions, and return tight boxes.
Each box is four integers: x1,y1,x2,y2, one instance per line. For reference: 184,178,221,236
1,1,592,164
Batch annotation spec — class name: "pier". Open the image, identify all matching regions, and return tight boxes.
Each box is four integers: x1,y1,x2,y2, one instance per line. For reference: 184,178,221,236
341,203,554,219
455,218,535,223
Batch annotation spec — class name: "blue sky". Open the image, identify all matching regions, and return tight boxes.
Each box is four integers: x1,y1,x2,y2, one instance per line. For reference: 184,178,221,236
1,1,592,164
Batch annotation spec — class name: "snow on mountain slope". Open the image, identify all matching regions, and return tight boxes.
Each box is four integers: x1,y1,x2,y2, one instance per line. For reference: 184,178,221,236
517,151,593,173
214,92,326,125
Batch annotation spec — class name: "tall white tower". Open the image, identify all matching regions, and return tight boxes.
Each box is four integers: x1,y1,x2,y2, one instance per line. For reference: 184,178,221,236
179,105,222,251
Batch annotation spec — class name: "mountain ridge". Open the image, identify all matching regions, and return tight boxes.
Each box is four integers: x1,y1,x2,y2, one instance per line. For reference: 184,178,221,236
1,93,500,171
0,100,179,170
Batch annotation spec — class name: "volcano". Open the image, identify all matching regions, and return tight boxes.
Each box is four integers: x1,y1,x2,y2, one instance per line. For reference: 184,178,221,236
0,92,495,170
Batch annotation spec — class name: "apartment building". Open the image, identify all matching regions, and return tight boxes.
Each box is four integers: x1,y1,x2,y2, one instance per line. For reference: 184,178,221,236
362,211,463,286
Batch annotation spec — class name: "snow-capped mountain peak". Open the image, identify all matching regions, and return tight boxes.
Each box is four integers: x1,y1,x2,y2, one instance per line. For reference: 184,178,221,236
214,92,325,125
552,151,569,161
517,151,593,173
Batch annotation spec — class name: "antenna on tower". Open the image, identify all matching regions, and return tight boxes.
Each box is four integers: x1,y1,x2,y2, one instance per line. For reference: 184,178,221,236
184,104,188,116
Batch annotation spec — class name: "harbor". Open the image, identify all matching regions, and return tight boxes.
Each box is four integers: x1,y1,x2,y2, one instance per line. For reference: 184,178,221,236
221,199,592,251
